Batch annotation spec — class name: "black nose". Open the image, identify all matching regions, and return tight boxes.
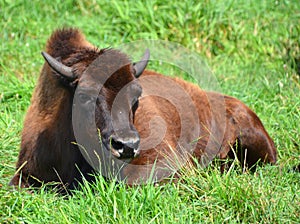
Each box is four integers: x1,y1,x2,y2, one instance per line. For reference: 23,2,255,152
110,134,140,159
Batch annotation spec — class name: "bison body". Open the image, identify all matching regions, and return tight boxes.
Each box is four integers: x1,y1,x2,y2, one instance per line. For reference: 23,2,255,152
10,28,277,189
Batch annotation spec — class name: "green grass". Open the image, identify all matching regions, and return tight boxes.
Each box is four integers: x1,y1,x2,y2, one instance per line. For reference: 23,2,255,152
0,0,299,223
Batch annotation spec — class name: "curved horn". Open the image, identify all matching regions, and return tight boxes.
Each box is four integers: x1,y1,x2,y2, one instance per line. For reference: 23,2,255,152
41,52,75,80
133,49,150,78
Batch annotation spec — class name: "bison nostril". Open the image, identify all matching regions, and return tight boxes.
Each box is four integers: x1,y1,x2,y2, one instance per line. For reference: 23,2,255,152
111,138,124,150
110,135,140,159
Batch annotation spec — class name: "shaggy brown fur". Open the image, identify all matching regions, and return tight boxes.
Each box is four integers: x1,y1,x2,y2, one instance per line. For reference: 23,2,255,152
10,28,277,189
9,29,100,189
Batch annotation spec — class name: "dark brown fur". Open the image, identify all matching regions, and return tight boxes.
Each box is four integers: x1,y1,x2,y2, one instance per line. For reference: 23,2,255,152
10,28,277,188
10,29,100,189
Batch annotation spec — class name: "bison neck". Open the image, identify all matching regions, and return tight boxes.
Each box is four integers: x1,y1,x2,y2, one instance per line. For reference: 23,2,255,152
18,67,92,187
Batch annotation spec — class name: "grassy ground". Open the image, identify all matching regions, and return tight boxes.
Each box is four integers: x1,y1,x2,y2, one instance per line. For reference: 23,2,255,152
0,0,299,223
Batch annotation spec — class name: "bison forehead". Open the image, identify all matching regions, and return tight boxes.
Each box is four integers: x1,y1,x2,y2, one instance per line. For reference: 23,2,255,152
71,48,133,84
58,47,132,80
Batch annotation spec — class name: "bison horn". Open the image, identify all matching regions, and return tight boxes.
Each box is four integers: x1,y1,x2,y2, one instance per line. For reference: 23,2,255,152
133,49,150,78
41,52,76,80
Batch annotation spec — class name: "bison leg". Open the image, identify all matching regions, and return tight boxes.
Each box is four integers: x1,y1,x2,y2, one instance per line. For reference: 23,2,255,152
218,125,276,172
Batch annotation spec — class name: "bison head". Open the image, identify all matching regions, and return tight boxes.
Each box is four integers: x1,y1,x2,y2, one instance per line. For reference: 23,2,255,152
41,49,149,162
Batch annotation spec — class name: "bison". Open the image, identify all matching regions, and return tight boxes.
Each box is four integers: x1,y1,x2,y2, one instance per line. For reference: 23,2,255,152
10,28,277,189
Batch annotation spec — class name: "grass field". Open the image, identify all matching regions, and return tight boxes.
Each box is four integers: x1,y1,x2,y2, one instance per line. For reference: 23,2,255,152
1,0,299,223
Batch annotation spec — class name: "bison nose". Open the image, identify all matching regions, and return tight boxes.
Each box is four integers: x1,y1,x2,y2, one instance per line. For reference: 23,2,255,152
110,133,140,159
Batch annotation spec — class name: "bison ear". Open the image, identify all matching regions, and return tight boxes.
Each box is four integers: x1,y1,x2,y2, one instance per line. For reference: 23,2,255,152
41,52,76,82
133,49,150,78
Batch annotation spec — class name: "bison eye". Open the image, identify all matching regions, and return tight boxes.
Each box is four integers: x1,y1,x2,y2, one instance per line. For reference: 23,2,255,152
132,99,139,113
132,97,138,105
78,93,91,103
